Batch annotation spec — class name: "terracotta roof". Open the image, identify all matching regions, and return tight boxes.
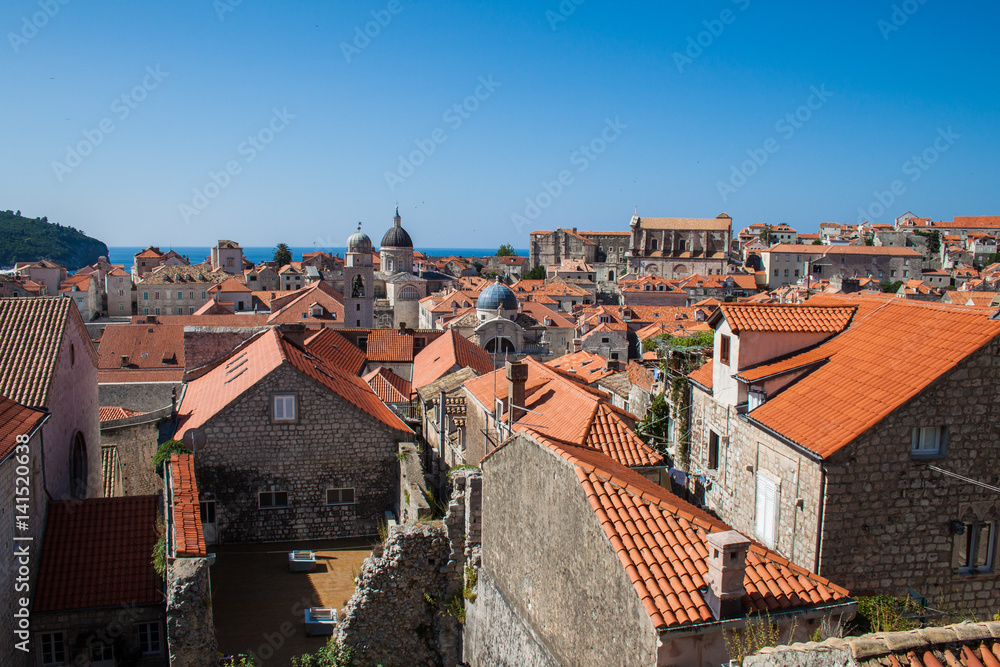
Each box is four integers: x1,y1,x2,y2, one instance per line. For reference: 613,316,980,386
0,394,47,460
765,244,922,257
101,445,119,498
59,273,92,292
266,281,344,324
517,301,575,328
127,314,271,326
943,291,1000,308
524,434,848,629
635,216,732,231
412,329,493,390
98,368,185,383
469,357,662,468
98,406,142,421
169,454,206,557
193,300,233,316
135,247,164,259
363,366,412,404
688,360,713,391
0,297,82,407
175,328,409,436
208,277,251,293
627,362,654,393
546,350,615,383
303,328,367,375
745,296,1000,458
98,323,185,369
716,304,856,334
364,329,415,363
33,496,162,612
597,371,631,398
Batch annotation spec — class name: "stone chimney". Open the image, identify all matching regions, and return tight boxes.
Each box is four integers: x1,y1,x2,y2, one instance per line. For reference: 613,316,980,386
506,361,528,423
705,530,751,620
573,338,582,352
147,314,157,324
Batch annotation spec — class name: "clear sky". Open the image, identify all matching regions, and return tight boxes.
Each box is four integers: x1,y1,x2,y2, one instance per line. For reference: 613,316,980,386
2,0,997,248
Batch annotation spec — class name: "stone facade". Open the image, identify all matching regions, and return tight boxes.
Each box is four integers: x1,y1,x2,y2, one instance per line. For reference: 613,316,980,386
194,363,403,543
628,214,733,279
31,604,167,666
529,228,597,270
100,411,170,497
760,245,923,289
183,326,269,371
688,339,1000,615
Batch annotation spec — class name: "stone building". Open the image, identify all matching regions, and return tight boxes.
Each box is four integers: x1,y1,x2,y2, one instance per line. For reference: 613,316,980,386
580,323,630,361
686,297,1000,614
465,430,854,667
106,266,135,316
344,224,375,328
31,495,167,666
135,264,232,316
174,328,411,544
760,244,924,289
210,239,245,274
627,212,733,279
14,259,67,296
58,272,101,320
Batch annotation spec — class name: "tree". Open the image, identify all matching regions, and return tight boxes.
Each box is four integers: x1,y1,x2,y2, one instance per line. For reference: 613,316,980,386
864,237,875,246
811,239,823,245
927,230,941,255
523,265,546,280
273,243,292,266
758,224,774,245
496,243,517,257
880,280,903,293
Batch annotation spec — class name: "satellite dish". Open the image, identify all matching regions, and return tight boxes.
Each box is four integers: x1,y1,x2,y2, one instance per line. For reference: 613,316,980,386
182,428,207,452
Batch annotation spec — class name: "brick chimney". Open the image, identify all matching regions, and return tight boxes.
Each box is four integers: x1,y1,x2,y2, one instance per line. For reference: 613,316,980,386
505,361,528,423
705,530,750,620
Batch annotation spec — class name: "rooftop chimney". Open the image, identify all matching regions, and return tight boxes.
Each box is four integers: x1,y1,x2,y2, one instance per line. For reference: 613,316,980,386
506,361,528,424
705,530,750,620
573,338,582,353
120,355,129,368
146,315,157,324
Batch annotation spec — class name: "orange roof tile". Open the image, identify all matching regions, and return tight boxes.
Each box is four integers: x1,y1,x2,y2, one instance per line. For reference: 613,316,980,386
717,303,856,334
98,368,185,383
412,329,493,390
303,328,367,375
34,496,162,612
98,323,185,369
688,360,713,390
745,296,1000,458
546,350,615,383
0,394,47,460
175,329,409,437
363,366,411,404
523,434,849,629
364,329,415,363
169,453,207,557
98,406,142,421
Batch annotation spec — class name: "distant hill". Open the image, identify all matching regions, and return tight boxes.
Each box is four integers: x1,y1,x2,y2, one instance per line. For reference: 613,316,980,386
0,210,109,271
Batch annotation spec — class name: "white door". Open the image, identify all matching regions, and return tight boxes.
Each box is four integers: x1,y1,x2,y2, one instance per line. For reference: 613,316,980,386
755,476,777,548
200,501,218,545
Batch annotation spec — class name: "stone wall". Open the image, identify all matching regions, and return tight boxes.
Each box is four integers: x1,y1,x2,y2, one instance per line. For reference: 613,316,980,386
338,524,452,667
398,442,430,524
100,411,170,497
166,557,217,667
195,363,403,544
99,381,181,413
469,433,658,666
820,340,1000,613
183,326,268,371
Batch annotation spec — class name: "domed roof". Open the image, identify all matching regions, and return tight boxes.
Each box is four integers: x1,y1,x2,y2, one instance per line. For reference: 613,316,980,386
381,207,413,249
477,278,518,312
347,223,372,254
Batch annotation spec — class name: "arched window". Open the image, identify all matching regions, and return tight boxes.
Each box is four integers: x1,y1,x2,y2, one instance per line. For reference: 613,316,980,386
352,275,365,298
70,432,87,499
651,238,658,251
485,337,516,354
399,286,419,301
607,270,614,282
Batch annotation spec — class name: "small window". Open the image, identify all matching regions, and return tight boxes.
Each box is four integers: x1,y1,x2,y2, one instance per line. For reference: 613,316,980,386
259,491,289,509
601,337,610,343
719,335,731,365
154,291,160,300
273,394,296,421
135,623,160,655
41,633,65,665
912,426,946,457
327,488,356,505
708,431,720,470
143,292,149,300
956,520,996,574
773,269,779,276
90,641,114,662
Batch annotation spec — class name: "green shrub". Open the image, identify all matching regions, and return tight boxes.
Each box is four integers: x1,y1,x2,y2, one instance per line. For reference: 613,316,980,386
152,439,191,476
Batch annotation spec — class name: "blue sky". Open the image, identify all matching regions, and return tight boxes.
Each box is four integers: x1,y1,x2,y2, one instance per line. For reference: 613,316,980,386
2,0,997,248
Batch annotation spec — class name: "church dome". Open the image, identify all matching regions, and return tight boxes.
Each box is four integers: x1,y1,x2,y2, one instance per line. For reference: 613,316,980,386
381,208,413,249
477,278,519,312
347,223,372,254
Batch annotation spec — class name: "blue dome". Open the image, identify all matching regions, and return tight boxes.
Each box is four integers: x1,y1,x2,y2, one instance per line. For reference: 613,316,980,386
477,280,518,311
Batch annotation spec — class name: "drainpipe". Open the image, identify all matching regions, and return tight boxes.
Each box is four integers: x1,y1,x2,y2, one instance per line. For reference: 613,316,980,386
814,464,828,575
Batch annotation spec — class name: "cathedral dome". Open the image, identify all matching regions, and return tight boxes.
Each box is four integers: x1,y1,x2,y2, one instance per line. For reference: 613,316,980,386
347,223,372,254
477,278,519,312
381,208,413,249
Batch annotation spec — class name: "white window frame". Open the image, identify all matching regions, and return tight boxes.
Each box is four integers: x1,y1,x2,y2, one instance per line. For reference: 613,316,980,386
90,639,114,664
957,520,996,575
755,474,778,549
326,487,356,505
259,490,289,509
135,621,162,655
41,632,65,665
273,394,297,422
911,426,945,457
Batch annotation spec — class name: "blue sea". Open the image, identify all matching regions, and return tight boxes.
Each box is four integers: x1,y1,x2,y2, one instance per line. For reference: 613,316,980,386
107,246,528,268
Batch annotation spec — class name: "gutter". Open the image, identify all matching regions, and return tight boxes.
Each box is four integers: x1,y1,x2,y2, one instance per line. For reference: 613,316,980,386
815,465,828,575
741,413,826,465
656,599,857,640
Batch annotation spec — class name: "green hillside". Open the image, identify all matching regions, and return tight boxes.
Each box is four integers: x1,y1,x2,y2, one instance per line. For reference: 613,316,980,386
0,210,109,271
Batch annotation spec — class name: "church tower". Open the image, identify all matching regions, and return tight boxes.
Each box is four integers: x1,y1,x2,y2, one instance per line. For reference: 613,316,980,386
380,207,414,275
344,222,374,328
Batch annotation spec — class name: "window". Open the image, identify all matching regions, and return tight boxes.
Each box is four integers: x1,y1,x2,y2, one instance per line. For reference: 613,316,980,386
794,269,800,277
601,337,610,343
911,426,946,457
273,394,296,421
117,289,124,296
719,334,731,365
135,622,162,654
956,520,996,574
189,291,194,299
202,291,207,299
119,304,125,311
651,238,658,251
259,491,289,509
41,632,65,665
755,475,778,548
177,291,182,299
327,488,356,505
90,641,114,663
189,307,194,314
143,292,149,300
784,269,789,277
154,291,159,300
708,431,719,470
200,501,216,524
773,269,779,276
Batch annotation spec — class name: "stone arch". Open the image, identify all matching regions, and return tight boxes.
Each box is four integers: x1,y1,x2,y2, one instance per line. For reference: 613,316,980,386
672,264,688,279
484,337,516,354
607,269,615,282
352,275,366,298
398,285,419,301
70,431,87,499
